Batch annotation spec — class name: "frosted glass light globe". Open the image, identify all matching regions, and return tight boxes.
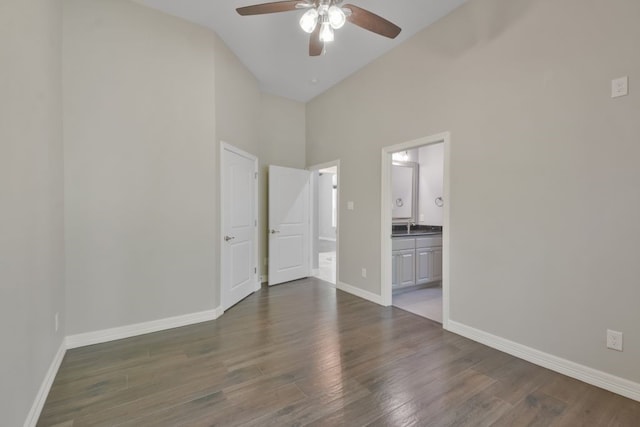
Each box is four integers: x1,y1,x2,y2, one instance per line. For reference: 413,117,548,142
327,5,346,29
299,8,319,33
319,22,334,42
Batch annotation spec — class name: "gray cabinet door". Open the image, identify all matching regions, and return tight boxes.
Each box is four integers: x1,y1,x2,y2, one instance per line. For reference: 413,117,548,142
398,249,415,287
392,251,401,287
416,246,443,284
416,248,432,285
431,247,443,281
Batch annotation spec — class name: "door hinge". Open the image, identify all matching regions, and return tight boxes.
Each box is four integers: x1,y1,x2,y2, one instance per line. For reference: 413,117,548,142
254,267,257,274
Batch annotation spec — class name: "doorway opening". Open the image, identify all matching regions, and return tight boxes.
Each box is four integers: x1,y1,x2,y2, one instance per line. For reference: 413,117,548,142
381,133,450,328
309,160,340,285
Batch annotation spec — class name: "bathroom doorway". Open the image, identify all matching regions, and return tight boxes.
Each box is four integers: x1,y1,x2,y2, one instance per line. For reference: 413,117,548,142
309,160,340,285
390,142,444,323
381,133,450,327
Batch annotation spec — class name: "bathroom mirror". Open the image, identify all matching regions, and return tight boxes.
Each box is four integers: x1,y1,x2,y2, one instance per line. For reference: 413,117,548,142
391,161,419,223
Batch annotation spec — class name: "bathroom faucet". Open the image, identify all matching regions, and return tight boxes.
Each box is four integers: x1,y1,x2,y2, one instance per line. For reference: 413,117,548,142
407,221,415,233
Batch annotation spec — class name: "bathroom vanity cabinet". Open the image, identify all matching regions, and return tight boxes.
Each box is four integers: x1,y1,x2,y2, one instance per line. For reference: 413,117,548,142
392,235,442,288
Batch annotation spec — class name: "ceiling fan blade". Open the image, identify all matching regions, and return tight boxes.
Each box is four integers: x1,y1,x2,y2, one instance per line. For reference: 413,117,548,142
237,1,306,16
343,4,401,39
309,24,324,56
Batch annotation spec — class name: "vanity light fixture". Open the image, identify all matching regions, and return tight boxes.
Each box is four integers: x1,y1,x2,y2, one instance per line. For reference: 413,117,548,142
392,151,410,162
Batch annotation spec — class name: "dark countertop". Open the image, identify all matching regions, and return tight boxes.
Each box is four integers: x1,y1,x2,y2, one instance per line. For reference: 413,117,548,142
391,225,443,238
391,230,442,237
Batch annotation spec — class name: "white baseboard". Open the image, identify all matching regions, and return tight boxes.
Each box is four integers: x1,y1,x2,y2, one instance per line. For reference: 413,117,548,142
66,307,223,349
336,281,384,306
24,341,66,427
447,320,640,403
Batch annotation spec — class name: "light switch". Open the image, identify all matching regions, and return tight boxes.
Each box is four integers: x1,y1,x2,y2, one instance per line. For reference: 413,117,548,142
347,201,354,210
612,76,629,98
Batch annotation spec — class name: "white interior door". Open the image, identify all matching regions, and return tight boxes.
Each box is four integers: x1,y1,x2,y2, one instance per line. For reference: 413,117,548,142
269,165,311,286
221,143,258,311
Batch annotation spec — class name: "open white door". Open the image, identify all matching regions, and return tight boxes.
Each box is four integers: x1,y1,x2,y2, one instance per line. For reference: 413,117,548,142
221,143,258,311
269,165,311,286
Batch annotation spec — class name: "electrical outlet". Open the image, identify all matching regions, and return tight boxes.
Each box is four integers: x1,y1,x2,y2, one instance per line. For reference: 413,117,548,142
612,76,629,98
361,268,367,278
347,201,354,210
54,313,59,333
607,329,623,351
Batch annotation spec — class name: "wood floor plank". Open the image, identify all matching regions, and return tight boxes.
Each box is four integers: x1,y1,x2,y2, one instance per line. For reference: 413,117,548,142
243,378,371,427
37,277,640,426
364,368,498,427
489,390,566,427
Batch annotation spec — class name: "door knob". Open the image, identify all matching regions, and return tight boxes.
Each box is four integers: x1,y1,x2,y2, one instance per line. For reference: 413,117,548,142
270,229,280,234
224,235,235,241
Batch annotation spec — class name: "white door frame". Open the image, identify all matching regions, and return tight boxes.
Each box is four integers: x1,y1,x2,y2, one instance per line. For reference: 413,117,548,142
381,132,451,329
220,141,260,312
307,159,341,285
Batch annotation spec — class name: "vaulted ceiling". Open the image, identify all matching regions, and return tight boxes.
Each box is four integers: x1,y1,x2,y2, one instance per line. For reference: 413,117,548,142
135,0,468,102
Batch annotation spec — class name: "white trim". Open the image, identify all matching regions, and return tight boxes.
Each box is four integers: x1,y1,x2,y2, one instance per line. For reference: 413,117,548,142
65,307,223,349
220,142,260,311
447,320,640,403
308,159,341,286
337,281,384,306
23,341,66,427
381,132,451,329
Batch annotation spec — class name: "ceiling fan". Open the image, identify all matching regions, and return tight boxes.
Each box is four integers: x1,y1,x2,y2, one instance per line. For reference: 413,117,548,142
236,0,401,56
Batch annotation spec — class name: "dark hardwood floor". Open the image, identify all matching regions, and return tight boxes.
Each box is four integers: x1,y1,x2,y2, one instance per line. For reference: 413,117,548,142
38,278,640,426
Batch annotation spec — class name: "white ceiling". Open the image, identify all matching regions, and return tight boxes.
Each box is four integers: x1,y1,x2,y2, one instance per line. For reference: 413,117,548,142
135,0,468,102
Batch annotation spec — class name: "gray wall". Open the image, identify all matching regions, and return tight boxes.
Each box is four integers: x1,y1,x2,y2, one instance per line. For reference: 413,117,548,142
257,93,307,276
64,0,220,334
0,0,65,424
307,0,640,383
63,0,305,335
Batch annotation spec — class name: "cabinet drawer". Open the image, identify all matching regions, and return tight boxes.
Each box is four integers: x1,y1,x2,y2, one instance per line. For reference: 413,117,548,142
416,236,442,248
392,237,415,251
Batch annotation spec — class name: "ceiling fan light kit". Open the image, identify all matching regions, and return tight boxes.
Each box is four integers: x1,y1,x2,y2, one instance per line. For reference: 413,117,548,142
237,0,401,56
